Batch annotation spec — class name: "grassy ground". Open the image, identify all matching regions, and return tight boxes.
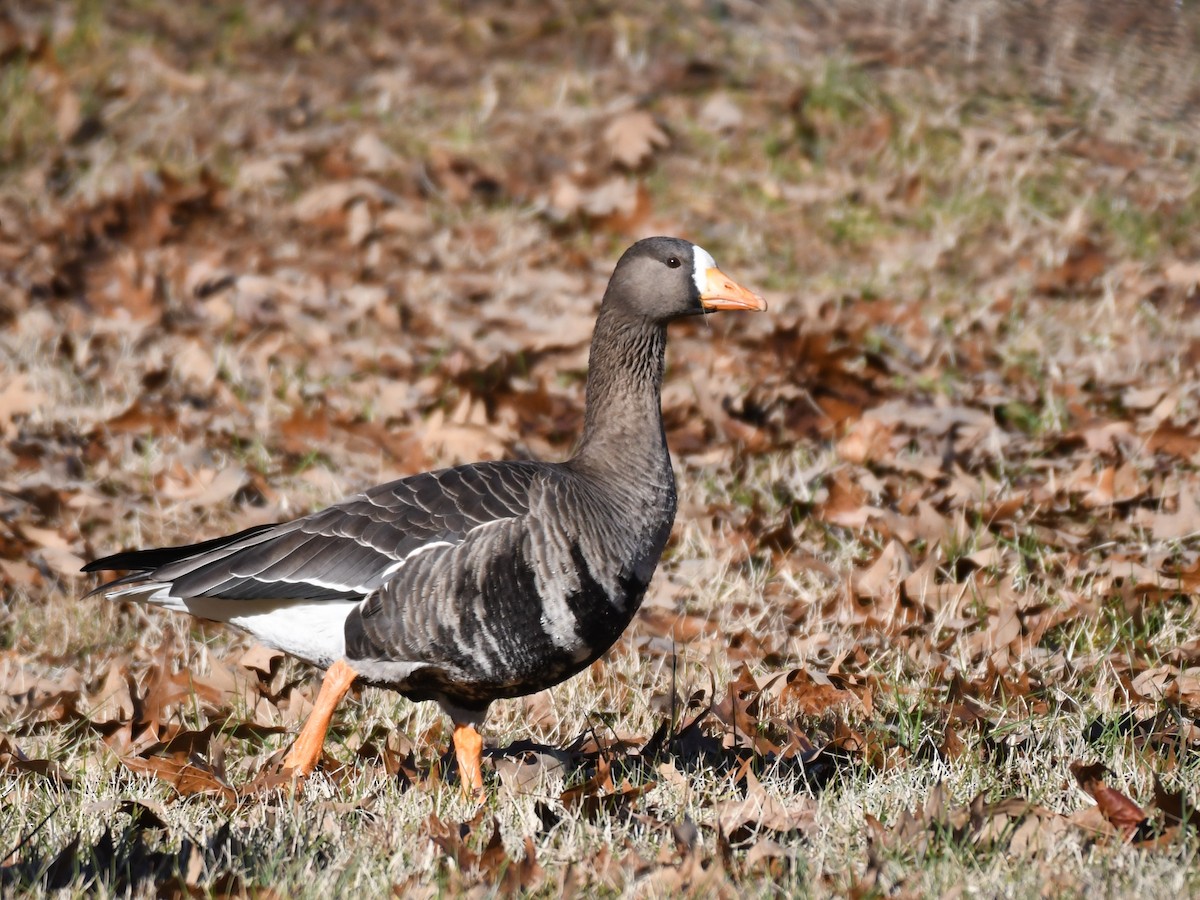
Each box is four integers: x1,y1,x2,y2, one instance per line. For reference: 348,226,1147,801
3,0,1200,895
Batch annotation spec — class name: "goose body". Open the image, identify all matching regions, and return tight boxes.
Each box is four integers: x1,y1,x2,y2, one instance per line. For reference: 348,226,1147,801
84,236,765,789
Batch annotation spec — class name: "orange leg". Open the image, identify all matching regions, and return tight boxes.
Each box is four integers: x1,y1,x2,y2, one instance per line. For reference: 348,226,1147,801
281,659,358,776
453,722,484,795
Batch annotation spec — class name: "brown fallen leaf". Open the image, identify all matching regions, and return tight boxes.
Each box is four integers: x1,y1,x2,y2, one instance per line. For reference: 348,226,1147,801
292,178,396,222
1152,776,1198,830
160,466,248,508
0,374,46,439
19,524,86,578
1142,490,1200,541
239,644,284,680
774,668,861,716
815,469,870,527
715,769,816,843
85,663,136,725
1070,761,1148,840
603,110,669,169
1080,463,1144,508
0,733,74,785
118,754,237,804
0,557,43,590
1164,260,1200,289
836,416,894,465
1036,237,1108,296
852,540,913,601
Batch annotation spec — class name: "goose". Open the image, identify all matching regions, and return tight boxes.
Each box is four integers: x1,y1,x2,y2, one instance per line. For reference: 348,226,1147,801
84,236,766,792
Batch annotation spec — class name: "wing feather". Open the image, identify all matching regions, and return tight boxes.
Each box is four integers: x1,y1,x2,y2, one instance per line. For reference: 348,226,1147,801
85,461,543,605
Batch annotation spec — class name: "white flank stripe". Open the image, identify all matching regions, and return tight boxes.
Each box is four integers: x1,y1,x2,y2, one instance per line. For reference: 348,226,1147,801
244,572,362,594
187,597,359,668
103,582,358,668
379,539,456,580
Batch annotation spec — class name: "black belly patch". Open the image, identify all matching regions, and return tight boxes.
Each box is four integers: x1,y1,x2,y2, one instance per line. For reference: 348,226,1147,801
345,536,652,710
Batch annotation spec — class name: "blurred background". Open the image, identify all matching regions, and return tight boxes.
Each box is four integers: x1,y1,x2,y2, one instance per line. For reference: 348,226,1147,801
2,1,1200,894
3,0,1197,562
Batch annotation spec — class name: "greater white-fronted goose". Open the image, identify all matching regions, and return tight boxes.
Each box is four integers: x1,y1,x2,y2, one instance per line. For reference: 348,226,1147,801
84,237,766,792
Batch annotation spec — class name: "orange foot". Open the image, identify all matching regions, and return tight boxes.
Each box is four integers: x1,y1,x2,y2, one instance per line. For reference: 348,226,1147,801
281,659,359,776
453,722,484,796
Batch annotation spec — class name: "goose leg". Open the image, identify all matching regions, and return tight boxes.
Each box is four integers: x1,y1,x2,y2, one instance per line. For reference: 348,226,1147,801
281,659,358,775
452,722,484,795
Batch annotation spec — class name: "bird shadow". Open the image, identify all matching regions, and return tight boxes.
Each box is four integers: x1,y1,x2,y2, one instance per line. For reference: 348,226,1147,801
483,693,861,802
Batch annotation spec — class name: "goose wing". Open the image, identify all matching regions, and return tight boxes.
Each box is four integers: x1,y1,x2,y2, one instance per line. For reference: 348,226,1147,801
84,461,542,603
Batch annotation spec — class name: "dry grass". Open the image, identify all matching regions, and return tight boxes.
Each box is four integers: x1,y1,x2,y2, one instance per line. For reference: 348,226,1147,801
3,0,1200,895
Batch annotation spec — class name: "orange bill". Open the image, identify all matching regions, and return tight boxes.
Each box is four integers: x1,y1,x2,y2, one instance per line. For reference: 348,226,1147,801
700,268,767,311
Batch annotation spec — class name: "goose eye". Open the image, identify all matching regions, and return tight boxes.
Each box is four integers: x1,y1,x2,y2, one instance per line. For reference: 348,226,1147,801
666,257,681,268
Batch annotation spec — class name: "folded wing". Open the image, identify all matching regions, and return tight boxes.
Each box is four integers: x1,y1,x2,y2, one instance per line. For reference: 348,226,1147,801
84,461,542,605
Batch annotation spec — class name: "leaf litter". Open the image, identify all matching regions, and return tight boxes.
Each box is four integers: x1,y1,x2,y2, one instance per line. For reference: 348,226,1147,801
2,0,1200,895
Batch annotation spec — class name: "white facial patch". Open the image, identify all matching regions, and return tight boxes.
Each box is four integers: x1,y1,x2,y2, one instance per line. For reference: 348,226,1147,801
691,245,716,295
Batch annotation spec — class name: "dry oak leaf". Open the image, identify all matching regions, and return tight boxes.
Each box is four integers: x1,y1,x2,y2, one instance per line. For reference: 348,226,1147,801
1070,761,1148,840
1081,463,1143,508
1141,490,1200,541
716,769,816,842
20,524,86,577
350,130,401,173
1121,385,1167,412
836,416,894,465
604,110,669,169
292,178,398,221
86,664,136,725
852,540,913,600
0,558,42,589
1130,665,1175,702
1170,669,1200,707
235,156,295,191
420,394,512,463
699,92,743,132
493,747,569,793
584,177,648,224
1153,776,1199,830
774,668,861,715
0,733,74,785
1164,260,1200,289
0,374,45,439
239,645,284,679
160,466,248,508
119,754,237,804
1036,237,1108,295
815,468,870,527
